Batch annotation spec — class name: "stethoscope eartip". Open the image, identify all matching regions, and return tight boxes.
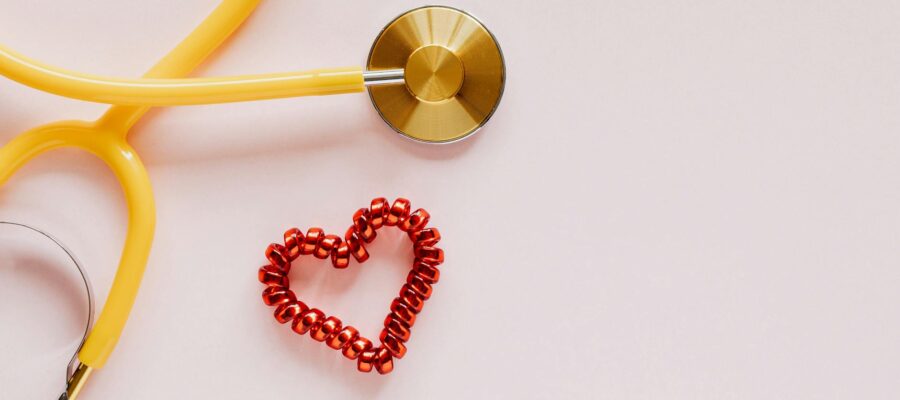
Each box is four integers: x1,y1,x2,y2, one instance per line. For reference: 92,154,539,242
366,6,505,144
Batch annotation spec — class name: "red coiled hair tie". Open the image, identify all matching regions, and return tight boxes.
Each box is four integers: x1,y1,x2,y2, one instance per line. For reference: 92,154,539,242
257,197,444,374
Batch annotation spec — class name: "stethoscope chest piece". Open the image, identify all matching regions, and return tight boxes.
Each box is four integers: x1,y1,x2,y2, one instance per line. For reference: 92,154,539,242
367,6,506,143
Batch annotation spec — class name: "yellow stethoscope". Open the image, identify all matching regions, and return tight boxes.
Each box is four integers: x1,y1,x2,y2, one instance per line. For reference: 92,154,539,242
0,1,504,398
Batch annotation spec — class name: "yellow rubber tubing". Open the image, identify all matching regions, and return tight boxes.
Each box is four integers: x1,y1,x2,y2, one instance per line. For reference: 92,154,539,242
0,0,260,371
0,123,155,370
0,44,364,105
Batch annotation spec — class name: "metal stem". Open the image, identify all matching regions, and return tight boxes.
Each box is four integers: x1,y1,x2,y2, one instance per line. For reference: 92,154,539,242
363,69,405,86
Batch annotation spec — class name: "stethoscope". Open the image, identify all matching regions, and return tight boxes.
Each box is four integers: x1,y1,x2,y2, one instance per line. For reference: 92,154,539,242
0,2,504,399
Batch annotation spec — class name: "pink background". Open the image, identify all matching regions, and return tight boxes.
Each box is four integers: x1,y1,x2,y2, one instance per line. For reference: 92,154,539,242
1,1,899,399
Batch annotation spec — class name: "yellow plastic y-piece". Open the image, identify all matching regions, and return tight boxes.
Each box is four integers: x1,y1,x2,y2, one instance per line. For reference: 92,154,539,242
0,1,261,395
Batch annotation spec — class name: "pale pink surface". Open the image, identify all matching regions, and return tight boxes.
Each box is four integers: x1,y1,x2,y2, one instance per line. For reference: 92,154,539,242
1,1,899,399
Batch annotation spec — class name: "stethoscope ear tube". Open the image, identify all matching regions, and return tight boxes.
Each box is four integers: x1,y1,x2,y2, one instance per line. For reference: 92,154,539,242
0,222,95,399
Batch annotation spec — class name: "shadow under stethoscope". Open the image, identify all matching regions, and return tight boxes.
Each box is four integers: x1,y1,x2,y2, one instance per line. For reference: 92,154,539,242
0,222,92,399
123,96,483,168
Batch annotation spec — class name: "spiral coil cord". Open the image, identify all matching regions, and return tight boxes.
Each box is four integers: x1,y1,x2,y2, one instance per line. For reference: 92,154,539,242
257,197,445,374
0,221,95,398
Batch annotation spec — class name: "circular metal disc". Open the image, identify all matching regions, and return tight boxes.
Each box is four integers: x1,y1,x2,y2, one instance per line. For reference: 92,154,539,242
367,6,506,143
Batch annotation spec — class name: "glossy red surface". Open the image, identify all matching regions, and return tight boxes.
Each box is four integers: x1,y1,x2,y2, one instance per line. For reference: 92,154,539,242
386,198,411,226
353,208,377,242
327,326,359,350
344,337,373,360
258,265,288,288
273,302,303,324
374,347,394,374
400,208,430,232
261,286,296,306
409,227,441,247
380,330,408,359
256,197,445,374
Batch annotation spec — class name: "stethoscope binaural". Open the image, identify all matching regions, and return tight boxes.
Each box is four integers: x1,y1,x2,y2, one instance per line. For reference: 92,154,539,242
0,2,504,399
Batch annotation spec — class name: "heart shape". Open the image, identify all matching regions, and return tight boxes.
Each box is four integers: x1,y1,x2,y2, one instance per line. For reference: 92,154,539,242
257,197,443,374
